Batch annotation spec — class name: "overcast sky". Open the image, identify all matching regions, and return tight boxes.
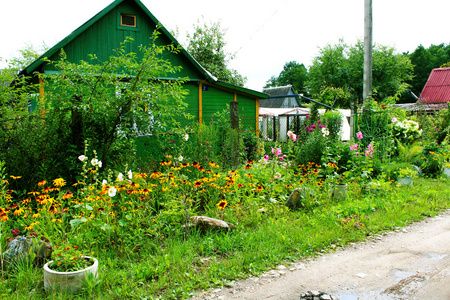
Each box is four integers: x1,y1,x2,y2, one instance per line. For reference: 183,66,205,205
1,0,449,91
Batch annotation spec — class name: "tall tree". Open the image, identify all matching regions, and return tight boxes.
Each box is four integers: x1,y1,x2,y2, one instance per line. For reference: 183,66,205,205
408,43,450,97
306,40,413,107
186,19,246,87
264,61,308,95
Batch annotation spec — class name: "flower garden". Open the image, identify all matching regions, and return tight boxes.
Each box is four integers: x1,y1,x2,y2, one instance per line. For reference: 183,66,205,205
1,102,450,299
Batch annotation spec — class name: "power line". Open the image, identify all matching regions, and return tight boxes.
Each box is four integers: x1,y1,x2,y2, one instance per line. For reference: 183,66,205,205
235,0,290,54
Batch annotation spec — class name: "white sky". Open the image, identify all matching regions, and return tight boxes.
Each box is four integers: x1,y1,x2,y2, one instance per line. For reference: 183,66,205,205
1,0,449,91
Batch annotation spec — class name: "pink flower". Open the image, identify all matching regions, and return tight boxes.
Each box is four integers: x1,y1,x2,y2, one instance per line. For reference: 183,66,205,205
272,147,282,157
264,155,269,160
392,117,398,123
356,131,363,140
365,144,374,157
350,144,358,151
274,172,282,179
311,125,317,129
305,114,310,118
291,134,297,142
12,229,20,236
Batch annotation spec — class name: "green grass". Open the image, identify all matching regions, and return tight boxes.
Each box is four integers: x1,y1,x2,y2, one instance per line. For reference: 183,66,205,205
1,177,449,300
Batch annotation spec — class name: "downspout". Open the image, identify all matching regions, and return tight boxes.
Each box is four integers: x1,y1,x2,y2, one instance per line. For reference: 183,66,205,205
198,82,203,125
255,98,259,137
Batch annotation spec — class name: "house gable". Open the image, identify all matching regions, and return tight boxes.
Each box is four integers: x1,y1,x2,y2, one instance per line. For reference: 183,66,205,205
21,0,210,81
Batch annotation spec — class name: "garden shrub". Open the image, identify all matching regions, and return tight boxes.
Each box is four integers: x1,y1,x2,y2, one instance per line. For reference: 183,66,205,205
417,141,443,177
321,110,344,140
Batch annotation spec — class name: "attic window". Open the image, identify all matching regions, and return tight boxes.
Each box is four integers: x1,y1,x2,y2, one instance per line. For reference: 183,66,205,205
121,14,136,27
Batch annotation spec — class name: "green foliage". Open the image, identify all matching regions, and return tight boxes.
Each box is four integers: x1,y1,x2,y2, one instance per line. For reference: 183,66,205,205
40,33,189,171
264,61,308,95
407,43,450,98
396,140,423,164
186,19,246,86
381,161,417,180
318,87,352,108
416,141,443,177
293,124,327,166
321,110,344,139
307,40,413,106
435,104,450,144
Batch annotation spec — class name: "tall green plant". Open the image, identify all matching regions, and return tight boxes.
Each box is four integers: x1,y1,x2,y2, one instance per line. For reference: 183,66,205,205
39,30,190,171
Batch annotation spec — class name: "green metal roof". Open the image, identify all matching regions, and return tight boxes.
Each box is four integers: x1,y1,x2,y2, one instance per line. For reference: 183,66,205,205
19,0,267,99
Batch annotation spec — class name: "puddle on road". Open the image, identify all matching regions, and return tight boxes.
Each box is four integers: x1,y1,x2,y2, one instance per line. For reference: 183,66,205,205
422,252,447,260
336,291,401,300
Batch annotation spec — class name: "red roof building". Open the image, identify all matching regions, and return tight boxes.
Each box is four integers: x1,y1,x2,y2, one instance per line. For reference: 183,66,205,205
418,67,450,110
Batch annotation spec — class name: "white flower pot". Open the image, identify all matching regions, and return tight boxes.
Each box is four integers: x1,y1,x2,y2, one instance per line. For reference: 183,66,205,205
332,184,347,201
398,176,413,187
443,167,450,178
43,256,98,294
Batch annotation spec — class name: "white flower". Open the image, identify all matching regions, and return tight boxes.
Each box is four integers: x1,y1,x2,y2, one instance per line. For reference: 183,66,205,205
178,155,184,162
108,187,117,197
78,155,87,162
117,173,124,181
183,134,189,141
91,158,99,166
127,170,133,180
321,127,329,137
102,179,107,186
97,160,102,168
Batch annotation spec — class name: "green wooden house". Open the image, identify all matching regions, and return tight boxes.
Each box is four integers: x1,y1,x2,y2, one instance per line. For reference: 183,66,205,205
19,0,267,133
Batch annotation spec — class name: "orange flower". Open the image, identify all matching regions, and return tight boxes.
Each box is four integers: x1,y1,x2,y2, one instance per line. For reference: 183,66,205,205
62,193,73,200
193,180,203,188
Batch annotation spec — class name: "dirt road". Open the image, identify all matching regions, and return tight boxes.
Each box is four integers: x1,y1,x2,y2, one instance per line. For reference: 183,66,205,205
192,209,450,300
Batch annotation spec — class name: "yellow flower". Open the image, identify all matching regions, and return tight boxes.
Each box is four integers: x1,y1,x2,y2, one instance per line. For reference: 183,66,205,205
217,200,227,210
51,219,63,223
53,178,66,187
38,180,47,186
14,208,24,216
32,213,41,218
10,175,22,180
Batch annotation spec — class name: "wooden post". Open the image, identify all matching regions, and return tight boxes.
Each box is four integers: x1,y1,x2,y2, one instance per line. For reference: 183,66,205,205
230,101,239,129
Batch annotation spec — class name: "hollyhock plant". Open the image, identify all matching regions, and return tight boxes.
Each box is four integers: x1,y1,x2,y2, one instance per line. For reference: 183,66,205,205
356,131,363,140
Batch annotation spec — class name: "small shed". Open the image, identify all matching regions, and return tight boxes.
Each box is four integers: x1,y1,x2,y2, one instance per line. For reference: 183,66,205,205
260,85,301,108
417,67,450,112
19,0,267,132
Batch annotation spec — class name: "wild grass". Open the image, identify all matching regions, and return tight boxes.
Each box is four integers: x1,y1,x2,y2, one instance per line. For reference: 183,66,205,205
1,176,449,300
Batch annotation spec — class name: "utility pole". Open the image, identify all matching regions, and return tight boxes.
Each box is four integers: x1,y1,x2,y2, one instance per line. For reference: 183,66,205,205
363,0,373,106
